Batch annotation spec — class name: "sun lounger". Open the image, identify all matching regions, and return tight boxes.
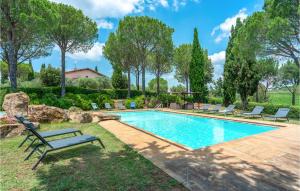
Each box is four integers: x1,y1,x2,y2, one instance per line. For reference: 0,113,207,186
207,104,222,113
219,104,235,115
22,120,105,170
104,103,112,110
15,115,82,151
242,106,264,118
197,104,211,112
117,102,126,110
91,103,99,110
266,108,290,121
130,102,136,109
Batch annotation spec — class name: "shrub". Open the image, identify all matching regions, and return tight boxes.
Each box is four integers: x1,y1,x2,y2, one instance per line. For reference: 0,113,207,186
40,64,61,86
125,95,145,109
97,94,113,109
208,97,223,104
234,101,300,119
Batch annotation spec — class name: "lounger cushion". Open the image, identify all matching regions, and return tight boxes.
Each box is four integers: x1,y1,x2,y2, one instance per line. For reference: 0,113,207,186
49,135,98,149
39,128,79,138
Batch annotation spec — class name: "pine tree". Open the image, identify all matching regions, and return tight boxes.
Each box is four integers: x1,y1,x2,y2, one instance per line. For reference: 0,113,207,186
28,59,35,80
40,63,46,74
189,28,207,102
223,18,242,106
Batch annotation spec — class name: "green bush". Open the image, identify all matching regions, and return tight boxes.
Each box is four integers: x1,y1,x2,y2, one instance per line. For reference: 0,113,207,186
97,94,113,109
125,95,145,109
235,101,300,119
208,97,223,104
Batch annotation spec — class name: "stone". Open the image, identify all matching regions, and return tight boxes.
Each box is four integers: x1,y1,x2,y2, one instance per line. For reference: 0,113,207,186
28,105,68,123
2,92,29,116
0,123,25,138
69,112,93,123
170,103,181,109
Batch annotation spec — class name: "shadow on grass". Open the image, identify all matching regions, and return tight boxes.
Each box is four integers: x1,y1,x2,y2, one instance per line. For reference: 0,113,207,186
137,141,300,191
33,143,186,191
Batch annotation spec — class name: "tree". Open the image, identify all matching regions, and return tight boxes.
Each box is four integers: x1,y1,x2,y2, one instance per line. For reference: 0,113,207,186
28,59,35,80
111,65,128,89
203,49,214,84
278,61,299,105
148,78,168,93
223,18,243,106
232,13,266,109
40,64,60,86
262,0,300,67
174,44,192,92
49,2,98,96
94,66,98,72
0,0,55,91
189,28,207,102
118,16,163,95
170,84,186,93
104,31,134,97
148,22,174,95
212,77,223,97
257,58,278,101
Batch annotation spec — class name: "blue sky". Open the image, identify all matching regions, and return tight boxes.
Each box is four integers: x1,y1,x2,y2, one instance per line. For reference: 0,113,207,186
33,0,264,87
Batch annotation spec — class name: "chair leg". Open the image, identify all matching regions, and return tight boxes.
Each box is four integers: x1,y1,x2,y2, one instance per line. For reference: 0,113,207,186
32,151,48,170
97,138,105,149
78,130,83,135
25,144,42,161
24,138,37,152
18,135,31,148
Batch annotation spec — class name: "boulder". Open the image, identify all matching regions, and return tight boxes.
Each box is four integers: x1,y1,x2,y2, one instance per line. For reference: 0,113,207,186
69,112,93,123
0,123,25,138
2,92,29,116
28,105,68,123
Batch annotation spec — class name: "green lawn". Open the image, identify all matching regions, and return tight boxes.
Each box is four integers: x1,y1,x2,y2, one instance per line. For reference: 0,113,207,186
268,90,300,105
0,123,186,191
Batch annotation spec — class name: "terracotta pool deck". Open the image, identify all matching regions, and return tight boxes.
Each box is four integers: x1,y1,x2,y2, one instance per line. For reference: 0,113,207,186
99,109,300,191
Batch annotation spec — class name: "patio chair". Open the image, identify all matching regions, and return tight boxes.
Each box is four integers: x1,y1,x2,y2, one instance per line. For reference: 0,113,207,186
207,104,222,113
196,104,211,112
104,103,112,110
117,102,126,110
15,115,82,152
219,104,235,115
91,103,99,110
242,106,264,118
130,102,136,109
265,108,290,121
22,120,105,170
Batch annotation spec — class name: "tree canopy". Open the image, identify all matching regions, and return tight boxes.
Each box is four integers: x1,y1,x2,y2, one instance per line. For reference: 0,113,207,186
147,78,168,93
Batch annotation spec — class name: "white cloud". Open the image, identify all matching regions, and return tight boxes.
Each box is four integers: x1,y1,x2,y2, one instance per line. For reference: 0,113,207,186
209,51,225,79
67,42,104,61
50,0,144,18
211,8,248,43
160,0,169,7
96,19,114,29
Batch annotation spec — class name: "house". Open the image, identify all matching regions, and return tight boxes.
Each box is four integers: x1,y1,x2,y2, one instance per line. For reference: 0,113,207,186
65,68,104,79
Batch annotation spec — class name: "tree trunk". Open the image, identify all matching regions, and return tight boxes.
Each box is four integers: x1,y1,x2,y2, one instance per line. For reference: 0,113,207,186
136,70,139,90
255,85,259,102
185,77,189,93
61,49,66,97
156,74,160,96
291,53,300,68
292,91,295,105
240,93,248,110
127,69,131,98
7,29,17,92
142,66,145,95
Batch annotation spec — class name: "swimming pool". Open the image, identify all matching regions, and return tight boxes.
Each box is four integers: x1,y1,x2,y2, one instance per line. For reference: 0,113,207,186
115,111,276,149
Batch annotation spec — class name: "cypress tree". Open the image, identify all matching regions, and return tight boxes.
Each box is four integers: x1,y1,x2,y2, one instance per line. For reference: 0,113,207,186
28,59,35,80
189,28,207,102
111,65,127,89
223,18,242,106
95,66,98,72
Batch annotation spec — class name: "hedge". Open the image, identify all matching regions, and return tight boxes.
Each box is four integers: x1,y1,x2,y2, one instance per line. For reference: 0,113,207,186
235,101,300,119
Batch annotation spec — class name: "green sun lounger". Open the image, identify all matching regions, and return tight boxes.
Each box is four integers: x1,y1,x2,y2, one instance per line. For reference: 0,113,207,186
207,104,222,113
219,104,235,115
105,103,112,110
91,102,99,110
15,115,82,152
23,120,105,170
197,104,211,112
242,106,264,118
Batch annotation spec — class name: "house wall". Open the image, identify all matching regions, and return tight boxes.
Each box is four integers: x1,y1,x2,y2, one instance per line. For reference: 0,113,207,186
65,70,100,79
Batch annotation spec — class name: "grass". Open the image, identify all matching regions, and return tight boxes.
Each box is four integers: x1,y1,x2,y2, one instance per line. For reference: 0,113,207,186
0,122,187,191
268,90,300,105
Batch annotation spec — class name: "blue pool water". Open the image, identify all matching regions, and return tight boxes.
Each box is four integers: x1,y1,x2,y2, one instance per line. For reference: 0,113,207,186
115,111,276,149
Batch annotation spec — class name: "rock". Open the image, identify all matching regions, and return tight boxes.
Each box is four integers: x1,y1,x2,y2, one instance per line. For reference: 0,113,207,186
0,123,25,138
90,111,120,122
28,105,68,123
2,92,29,116
69,112,93,123
170,103,181,109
